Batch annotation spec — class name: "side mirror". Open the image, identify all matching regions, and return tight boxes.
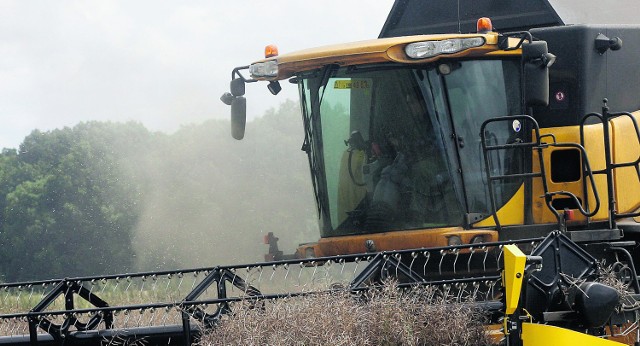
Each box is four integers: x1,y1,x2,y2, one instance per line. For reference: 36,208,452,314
231,96,247,140
267,81,282,95
220,92,234,106
523,41,554,107
230,78,245,97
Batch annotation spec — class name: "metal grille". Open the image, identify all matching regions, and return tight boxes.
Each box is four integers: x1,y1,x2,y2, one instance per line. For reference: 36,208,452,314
0,237,542,345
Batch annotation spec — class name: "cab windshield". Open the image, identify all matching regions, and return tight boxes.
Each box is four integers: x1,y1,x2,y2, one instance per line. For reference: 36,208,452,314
300,60,523,237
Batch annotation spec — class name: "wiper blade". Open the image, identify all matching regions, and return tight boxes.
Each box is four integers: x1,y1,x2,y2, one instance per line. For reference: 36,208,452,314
318,64,338,106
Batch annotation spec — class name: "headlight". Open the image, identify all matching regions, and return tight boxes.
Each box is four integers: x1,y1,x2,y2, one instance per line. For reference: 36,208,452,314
249,60,278,78
447,235,463,246
304,247,315,259
471,235,485,244
405,37,485,59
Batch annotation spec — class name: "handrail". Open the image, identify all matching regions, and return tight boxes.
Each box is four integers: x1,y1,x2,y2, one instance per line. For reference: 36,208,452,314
580,100,640,228
481,115,601,232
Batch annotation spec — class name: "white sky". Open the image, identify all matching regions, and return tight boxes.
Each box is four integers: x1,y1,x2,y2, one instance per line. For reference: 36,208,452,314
0,1,395,149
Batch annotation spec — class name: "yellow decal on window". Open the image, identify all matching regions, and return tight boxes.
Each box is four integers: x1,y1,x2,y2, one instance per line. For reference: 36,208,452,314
334,80,370,89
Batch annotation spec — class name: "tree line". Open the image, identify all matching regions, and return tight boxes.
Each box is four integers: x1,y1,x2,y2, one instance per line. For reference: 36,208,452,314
0,100,318,282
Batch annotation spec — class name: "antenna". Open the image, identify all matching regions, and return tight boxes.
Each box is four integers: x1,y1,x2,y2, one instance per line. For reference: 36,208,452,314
457,0,461,33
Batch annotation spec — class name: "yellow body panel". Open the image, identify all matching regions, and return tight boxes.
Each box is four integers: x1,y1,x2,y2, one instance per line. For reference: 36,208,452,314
521,323,626,346
532,124,608,224
251,33,521,80
298,227,497,257
475,184,525,227
611,110,640,214
530,111,640,225
502,245,526,315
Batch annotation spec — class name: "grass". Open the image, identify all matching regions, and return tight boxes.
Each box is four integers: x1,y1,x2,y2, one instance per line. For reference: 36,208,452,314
198,282,495,346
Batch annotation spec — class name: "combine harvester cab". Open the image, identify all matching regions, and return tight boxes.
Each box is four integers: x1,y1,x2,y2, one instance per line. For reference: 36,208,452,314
1,0,640,345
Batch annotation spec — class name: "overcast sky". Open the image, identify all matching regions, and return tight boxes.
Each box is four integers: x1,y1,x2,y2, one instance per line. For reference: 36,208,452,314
0,1,395,149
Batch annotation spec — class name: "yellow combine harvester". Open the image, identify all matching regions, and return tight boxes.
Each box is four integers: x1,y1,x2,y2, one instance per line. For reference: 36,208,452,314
221,0,640,344
2,1,639,345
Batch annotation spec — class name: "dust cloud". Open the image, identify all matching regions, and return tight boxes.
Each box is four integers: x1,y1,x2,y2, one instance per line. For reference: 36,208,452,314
126,100,318,271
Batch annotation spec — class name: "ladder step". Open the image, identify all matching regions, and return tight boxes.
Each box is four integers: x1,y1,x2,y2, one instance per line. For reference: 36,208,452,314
567,229,622,242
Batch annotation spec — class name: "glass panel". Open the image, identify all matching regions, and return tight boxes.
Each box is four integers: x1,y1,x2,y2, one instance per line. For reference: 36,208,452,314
300,60,523,236
302,66,465,236
444,60,523,214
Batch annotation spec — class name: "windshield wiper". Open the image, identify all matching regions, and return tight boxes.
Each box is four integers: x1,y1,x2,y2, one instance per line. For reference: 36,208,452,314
318,64,338,106
299,83,323,217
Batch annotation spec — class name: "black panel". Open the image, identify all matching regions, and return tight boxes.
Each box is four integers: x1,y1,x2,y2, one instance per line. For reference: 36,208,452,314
380,0,563,37
551,197,582,210
551,149,581,182
605,26,640,115
531,25,640,128
525,232,598,322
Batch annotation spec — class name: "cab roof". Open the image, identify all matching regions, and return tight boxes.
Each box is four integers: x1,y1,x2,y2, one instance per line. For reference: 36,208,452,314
267,33,506,80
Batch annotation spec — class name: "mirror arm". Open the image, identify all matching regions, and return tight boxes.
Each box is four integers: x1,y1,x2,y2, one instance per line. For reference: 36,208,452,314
231,65,258,84
498,31,533,51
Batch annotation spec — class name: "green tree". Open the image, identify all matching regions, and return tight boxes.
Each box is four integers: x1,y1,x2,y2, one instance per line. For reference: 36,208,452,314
0,122,151,281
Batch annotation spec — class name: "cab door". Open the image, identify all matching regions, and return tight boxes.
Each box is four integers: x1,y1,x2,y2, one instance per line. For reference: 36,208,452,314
442,60,525,222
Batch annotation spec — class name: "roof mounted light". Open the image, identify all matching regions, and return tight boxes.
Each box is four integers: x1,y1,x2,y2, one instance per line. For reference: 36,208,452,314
477,17,493,33
265,44,279,58
405,37,485,59
249,60,278,78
